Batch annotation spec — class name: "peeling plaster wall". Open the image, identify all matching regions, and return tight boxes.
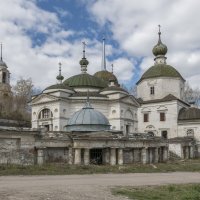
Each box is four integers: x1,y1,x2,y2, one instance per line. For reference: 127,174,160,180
45,147,69,163
0,129,37,165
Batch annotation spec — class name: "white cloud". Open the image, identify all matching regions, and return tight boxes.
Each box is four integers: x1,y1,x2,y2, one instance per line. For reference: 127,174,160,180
108,58,135,81
86,0,200,87
1,0,133,89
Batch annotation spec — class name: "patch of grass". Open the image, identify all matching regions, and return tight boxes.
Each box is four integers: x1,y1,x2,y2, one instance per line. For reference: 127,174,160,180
0,159,200,176
112,184,200,200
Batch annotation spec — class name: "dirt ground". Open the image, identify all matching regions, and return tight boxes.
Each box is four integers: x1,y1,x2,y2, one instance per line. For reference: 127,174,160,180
0,172,200,200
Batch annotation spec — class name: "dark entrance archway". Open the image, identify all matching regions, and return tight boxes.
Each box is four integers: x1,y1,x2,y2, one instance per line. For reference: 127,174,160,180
90,149,103,165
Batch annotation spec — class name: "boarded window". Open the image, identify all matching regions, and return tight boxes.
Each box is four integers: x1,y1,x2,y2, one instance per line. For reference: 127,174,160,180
144,113,149,122
160,112,165,121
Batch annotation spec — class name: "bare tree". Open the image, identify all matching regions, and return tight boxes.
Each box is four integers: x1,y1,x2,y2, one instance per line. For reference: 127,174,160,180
183,82,200,106
12,77,34,121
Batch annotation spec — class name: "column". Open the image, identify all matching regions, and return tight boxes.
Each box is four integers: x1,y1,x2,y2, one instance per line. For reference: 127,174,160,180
37,148,45,165
68,147,73,165
189,146,194,159
185,146,189,159
149,148,153,164
84,148,90,165
163,147,168,162
198,145,200,158
154,148,159,163
104,148,110,164
74,148,81,165
134,148,140,163
141,148,147,164
110,148,116,165
118,148,123,165
181,146,185,159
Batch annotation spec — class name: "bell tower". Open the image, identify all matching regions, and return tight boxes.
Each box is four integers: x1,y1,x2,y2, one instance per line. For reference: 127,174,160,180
0,44,12,97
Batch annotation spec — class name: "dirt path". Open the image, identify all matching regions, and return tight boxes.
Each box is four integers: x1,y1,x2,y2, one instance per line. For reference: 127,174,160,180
0,172,200,200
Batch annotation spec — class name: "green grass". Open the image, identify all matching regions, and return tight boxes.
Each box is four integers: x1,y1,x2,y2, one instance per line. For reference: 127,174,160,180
112,184,200,200
0,159,200,176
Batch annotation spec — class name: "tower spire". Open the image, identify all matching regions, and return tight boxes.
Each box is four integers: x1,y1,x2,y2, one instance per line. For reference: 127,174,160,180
101,37,106,71
152,25,168,65
1,43,3,61
111,64,114,74
158,24,161,44
56,62,64,83
79,41,89,73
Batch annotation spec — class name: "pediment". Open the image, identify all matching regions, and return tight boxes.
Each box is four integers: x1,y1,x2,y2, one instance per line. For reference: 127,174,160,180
31,94,59,104
120,95,139,107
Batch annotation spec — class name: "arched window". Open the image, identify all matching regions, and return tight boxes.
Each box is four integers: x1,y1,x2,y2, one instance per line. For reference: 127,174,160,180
38,108,53,119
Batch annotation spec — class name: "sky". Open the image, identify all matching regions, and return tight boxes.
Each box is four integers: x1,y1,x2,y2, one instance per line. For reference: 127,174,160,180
1,0,200,90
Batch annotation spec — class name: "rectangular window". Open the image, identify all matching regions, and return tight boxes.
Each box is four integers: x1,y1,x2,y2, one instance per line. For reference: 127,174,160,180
161,131,168,139
2,72,6,83
160,112,166,121
150,86,154,95
144,113,149,122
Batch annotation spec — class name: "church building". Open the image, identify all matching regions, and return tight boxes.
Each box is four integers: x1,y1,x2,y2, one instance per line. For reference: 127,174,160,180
0,27,199,165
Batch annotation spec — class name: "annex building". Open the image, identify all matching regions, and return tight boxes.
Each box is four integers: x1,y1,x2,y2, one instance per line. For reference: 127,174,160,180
0,29,199,165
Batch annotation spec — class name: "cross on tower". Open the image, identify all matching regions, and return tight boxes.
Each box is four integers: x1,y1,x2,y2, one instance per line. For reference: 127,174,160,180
58,62,62,75
82,41,86,58
111,64,114,73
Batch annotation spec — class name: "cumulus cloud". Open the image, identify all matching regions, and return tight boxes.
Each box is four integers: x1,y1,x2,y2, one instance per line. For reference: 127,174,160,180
1,0,133,89
3,0,199,90
86,0,200,88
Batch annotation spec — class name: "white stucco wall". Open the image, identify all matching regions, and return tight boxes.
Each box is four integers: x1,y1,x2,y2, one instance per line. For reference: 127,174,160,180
137,77,184,101
137,100,184,138
178,122,200,142
31,91,138,135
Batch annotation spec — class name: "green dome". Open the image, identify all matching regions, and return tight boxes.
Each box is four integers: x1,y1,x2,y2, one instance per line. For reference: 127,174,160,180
45,84,73,91
94,70,118,84
152,42,168,56
79,57,89,66
63,73,108,88
56,75,64,81
137,64,184,84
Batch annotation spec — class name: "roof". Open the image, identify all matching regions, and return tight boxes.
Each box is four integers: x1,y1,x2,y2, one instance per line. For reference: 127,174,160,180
63,73,108,88
137,64,184,84
101,86,128,93
71,92,107,98
44,84,74,91
178,107,200,121
94,70,118,84
66,101,110,132
138,94,189,106
0,60,7,68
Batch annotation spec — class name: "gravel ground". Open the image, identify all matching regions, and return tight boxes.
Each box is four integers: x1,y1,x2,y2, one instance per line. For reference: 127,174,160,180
0,172,200,200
